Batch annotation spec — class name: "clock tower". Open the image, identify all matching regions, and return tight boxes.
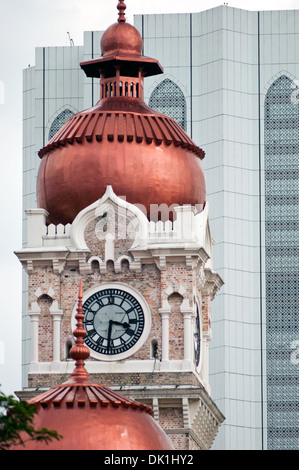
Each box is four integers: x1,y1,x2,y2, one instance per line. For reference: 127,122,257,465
16,1,224,450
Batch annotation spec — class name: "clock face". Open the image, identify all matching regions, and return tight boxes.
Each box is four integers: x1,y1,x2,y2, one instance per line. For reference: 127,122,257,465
194,304,201,367
83,287,145,357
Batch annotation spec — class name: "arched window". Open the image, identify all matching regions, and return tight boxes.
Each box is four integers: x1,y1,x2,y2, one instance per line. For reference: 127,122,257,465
264,75,299,450
149,79,187,131
48,109,74,140
91,259,100,272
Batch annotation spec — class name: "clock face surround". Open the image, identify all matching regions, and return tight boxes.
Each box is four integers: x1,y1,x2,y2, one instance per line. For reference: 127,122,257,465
75,283,151,361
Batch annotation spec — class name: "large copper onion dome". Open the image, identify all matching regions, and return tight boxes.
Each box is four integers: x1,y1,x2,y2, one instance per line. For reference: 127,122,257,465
37,1,206,225
13,283,173,450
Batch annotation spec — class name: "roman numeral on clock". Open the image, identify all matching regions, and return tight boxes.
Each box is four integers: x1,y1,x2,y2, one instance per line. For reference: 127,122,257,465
126,328,135,336
125,307,135,314
87,328,97,337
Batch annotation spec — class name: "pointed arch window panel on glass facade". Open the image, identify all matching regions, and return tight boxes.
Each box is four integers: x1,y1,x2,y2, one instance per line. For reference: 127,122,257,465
48,109,74,140
149,79,187,131
264,74,299,451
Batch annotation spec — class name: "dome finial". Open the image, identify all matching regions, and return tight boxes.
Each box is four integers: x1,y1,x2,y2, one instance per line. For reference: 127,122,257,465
117,0,126,22
69,281,90,382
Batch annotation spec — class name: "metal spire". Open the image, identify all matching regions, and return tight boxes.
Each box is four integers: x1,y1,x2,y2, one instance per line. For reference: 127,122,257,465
117,0,126,22
69,281,90,382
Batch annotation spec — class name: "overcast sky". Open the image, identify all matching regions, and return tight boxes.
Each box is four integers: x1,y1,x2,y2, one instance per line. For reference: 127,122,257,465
0,0,298,396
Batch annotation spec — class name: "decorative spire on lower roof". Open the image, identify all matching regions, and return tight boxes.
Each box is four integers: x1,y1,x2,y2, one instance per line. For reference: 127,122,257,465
69,281,90,383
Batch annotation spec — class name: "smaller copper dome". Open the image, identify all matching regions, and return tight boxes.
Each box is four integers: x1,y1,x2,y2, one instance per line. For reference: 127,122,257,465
81,0,162,79
13,381,173,450
101,1,142,57
101,22,143,58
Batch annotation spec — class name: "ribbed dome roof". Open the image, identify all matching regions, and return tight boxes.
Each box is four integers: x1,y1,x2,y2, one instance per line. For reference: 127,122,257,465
29,381,153,413
16,382,172,450
39,99,205,159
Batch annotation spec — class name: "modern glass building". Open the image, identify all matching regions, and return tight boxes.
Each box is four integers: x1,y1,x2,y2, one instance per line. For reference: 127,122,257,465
22,6,299,449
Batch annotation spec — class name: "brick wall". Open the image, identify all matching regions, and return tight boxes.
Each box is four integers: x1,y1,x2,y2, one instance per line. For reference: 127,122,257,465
26,211,207,378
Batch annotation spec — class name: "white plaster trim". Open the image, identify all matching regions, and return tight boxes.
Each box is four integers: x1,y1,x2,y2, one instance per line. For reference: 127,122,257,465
71,185,149,251
25,208,48,247
29,359,199,375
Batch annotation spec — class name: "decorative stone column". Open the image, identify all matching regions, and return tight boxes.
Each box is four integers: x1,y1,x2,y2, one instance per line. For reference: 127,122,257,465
159,301,171,368
181,299,194,369
28,301,41,370
49,301,64,368
201,294,212,393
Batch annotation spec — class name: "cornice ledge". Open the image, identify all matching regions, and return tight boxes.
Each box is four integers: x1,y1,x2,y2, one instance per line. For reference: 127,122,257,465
203,268,224,298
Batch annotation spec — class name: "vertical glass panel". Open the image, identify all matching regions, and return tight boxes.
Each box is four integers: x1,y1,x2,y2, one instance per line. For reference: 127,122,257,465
264,75,299,450
48,109,74,140
149,78,187,131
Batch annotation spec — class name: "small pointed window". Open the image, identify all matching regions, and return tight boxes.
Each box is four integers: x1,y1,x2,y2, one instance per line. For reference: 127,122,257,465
149,79,187,131
48,109,74,140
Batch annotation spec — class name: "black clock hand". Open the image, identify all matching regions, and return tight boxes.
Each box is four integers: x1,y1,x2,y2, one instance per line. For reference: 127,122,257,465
107,320,113,352
111,320,129,328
